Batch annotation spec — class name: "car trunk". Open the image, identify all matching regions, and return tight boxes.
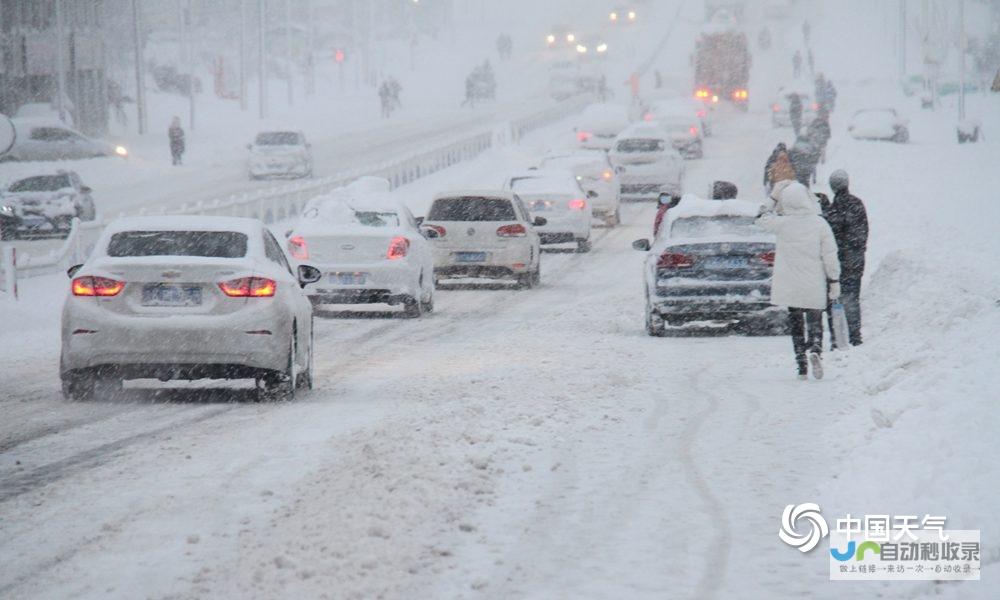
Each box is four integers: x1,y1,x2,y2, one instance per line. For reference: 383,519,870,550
655,241,774,295
304,232,394,265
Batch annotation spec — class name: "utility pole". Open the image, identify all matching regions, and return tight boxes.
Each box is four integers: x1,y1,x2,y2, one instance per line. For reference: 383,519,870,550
131,0,147,134
900,0,907,79
959,0,966,120
54,0,67,124
240,0,248,111
305,0,315,95
258,0,268,119
178,0,194,130
285,0,293,106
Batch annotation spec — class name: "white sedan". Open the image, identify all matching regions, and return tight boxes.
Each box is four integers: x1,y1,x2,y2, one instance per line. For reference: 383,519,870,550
60,216,320,401
847,108,910,143
653,115,704,159
504,169,593,252
575,103,631,151
539,152,621,226
609,123,686,201
287,190,436,317
247,130,313,179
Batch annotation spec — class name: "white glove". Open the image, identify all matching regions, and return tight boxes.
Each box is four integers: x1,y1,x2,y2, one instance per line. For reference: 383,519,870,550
828,282,841,300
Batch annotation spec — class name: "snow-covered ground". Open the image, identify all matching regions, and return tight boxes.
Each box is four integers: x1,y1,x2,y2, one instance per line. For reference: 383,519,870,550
1,1,998,598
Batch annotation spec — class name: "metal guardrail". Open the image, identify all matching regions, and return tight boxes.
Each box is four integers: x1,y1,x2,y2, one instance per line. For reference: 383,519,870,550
11,94,594,281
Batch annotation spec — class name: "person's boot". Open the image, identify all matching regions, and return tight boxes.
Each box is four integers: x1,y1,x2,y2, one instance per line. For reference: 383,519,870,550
808,351,824,380
797,359,808,380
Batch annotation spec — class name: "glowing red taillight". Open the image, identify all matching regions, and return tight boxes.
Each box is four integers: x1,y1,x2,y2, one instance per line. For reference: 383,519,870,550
577,131,592,142
72,276,125,297
643,112,654,122
288,235,309,260
772,103,781,112
497,223,526,237
602,170,613,180
568,199,587,210
426,224,447,238
758,250,775,266
387,236,410,259
689,126,698,136
657,252,695,269
219,277,276,297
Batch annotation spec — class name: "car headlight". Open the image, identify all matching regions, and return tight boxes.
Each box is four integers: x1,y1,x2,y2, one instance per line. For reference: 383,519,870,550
115,145,128,157
0,204,14,216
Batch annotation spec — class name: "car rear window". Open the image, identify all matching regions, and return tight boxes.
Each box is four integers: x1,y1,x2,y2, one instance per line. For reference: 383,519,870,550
255,131,300,145
427,197,515,221
107,231,248,258
305,202,400,227
8,175,72,192
616,139,663,152
670,216,763,239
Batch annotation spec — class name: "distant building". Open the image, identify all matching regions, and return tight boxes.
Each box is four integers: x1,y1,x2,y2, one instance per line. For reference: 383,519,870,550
0,0,109,134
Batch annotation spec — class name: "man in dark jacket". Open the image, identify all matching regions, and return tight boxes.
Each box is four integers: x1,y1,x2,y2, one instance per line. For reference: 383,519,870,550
168,116,185,166
821,170,868,345
788,137,820,186
788,93,803,137
806,107,831,163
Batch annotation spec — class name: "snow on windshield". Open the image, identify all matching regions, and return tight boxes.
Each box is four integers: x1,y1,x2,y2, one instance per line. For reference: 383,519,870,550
670,216,765,239
9,175,72,192
254,131,300,145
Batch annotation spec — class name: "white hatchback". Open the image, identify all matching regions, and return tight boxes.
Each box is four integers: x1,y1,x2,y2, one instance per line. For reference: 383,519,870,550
503,169,593,252
423,191,543,288
287,191,436,317
248,130,313,179
609,123,686,201
60,216,320,401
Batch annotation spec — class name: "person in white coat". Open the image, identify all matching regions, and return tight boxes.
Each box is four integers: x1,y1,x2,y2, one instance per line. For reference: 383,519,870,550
757,182,841,379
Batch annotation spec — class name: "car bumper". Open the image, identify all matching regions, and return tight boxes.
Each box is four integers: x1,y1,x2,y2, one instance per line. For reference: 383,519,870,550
249,161,310,177
532,217,590,243
620,175,681,200
431,244,534,279
649,280,778,319
303,261,420,304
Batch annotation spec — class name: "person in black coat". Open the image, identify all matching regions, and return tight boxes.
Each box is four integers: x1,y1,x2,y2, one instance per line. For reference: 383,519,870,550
788,137,820,186
806,107,831,163
168,116,185,165
821,169,869,345
788,93,804,137
763,142,787,188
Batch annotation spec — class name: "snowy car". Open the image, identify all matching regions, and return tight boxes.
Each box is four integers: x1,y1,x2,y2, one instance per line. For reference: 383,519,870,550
0,170,97,239
539,152,621,226
644,97,715,137
60,216,321,401
423,191,543,288
247,130,313,179
632,196,784,336
771,88,817,129
609,123,686,201
286,191,436,318
3,120,128,162
574,103,631,151
847,108,909,143
653,115,704,159
504,170,593,252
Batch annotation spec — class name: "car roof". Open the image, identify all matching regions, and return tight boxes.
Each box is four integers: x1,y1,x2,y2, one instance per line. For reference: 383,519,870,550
668,195,764,221
432,190,515,201
617,123,668,138
103,215,263,236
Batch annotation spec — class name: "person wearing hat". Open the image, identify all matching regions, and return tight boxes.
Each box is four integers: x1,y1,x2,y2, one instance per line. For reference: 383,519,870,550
821,169,869,346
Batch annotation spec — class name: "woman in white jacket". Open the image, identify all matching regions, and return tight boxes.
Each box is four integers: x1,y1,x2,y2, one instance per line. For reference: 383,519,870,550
757,182,841,379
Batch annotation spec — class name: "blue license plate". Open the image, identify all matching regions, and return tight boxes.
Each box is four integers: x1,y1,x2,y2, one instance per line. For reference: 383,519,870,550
455,252,487,263
142,284,202,306
704,257,747,269
331,273,366,285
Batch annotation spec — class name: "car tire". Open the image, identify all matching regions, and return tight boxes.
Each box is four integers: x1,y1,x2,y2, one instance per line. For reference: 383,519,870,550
402,296,424,318
517,271,534,289
262,337,296,401
62,372,95,401
297,322,314,391
645,305,666,337
576,239,592,253
0,219,16,241
531,265,541,287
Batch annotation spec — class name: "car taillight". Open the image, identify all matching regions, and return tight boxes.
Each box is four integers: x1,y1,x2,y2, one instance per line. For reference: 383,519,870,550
497,223,526,237
689,126,698,136
643,112,653,122
219,277,276,297
568,199,586,210
288,235,308,260
577,131,592,142
387,236,409,259
758,250,776,266
425,224,447,238
772,103,781,112
657,252,695,269
72,276,125,297
602,170,613,180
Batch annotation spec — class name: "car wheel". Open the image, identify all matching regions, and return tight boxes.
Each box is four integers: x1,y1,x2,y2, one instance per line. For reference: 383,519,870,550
531,265,541,287
0,219,16,241
62,372,95,401
402,296,424,318
517,271,534,289
297,321,314,390
645,305,665,337
576,239,592,253
262,336,296,401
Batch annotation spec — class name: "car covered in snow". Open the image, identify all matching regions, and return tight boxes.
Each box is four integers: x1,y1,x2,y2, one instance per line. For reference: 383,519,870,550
286,191,436,317
538,152,621,226
631,196,784,336
3,119,128,162
422,191,543,288
644,97,715,137
770,87,817,129
60,216,321,401
0,170,97,239
574,103,630,151
651,115,704,159
503,169,593,252
609,123,686,201
247,130,313,179
847,108,909,143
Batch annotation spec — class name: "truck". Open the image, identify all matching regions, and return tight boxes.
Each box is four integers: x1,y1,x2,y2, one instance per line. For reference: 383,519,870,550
693,10,751,110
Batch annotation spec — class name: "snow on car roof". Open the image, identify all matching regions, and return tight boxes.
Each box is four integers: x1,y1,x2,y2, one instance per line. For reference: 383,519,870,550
507,170,579,194
617,123,668,139
103,215,263,235
668,194,763,221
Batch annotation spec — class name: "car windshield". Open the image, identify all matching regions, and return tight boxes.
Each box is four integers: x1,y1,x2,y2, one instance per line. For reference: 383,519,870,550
8,175,72,192
670,216,763,238
255,132,300,145
428,197,515,221
107,231,248,258
616,139,663,152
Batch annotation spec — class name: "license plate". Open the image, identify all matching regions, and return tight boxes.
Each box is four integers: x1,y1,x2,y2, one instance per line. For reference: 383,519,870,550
141,284,202,306
330,272,366,285
454,252,487,263
704,257,747,269
530,200,554,211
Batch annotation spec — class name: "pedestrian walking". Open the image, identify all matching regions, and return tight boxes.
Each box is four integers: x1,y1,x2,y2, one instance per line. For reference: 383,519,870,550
788,137,820,186
168,116,185,165
764,142,795,192
806,107,831,163
821,170,868,346
757,182,841,379
788,92,804,137
379,81,392,118
807,48,814,76
793,50,802,78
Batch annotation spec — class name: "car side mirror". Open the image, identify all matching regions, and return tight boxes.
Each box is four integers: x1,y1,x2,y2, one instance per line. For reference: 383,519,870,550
420,225,440,239
533,216,547,227
615,166,625,174
67,264,83,278
414,216,424,226
632,239,650,251
586,190,598,199
80,186,92,194
297,264,322,287
284,229,293,238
